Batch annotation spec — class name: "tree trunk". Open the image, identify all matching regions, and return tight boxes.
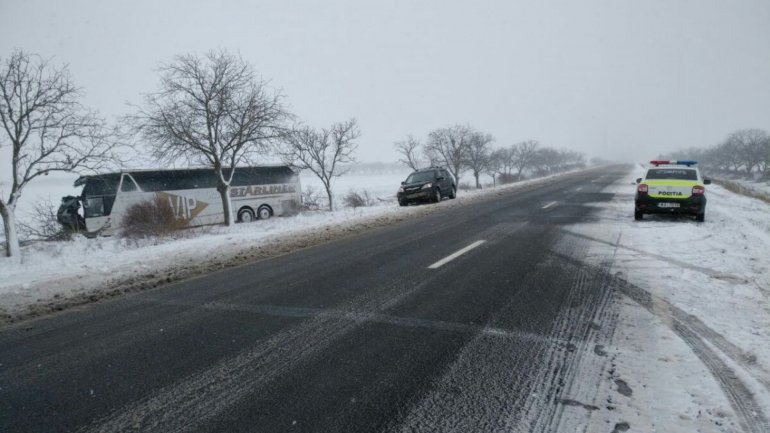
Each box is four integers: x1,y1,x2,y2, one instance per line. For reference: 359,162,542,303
325,187,334,212
1,202,21,258
474,172,481,189
217,183,233,226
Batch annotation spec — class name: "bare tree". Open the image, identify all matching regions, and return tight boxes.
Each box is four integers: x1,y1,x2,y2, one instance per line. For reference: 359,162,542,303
393,135,423,171
0,49,119,258
727,128,769,175
559,149,586,170
497,146,517,175
531,147,564,175
425,124,472,184
762,136,770,175
282,119,359,211
17,197,69,241
512,140,539,180
485,148,505,187
465,131,494,188
718,138,743,172
133,49,290,226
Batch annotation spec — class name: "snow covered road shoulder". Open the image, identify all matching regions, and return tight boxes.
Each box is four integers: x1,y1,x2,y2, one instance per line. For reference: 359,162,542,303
563,166,770,433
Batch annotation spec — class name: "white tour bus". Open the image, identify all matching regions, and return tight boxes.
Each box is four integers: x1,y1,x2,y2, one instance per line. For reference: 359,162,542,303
58,166,301,236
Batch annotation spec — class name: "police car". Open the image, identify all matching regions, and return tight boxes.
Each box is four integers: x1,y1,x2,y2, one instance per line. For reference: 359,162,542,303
635,160,711,222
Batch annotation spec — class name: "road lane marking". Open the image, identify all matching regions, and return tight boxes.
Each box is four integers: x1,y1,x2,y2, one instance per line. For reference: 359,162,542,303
542,201,558,209
428,240,486,269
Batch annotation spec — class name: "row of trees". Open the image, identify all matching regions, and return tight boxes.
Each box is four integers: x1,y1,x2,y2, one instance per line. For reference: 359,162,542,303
0,49,359,258
394,126,585,188
663,129,770,178
1,48,588,259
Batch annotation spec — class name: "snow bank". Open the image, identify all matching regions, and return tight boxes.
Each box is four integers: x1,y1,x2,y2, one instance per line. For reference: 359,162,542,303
715,177,770,204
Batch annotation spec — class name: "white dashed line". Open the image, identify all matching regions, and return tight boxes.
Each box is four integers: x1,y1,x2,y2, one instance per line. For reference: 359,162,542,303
428,240,486,269
542,201,558,209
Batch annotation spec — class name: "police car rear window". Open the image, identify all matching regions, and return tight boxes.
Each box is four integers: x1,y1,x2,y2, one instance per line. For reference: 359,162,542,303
646,169,697,180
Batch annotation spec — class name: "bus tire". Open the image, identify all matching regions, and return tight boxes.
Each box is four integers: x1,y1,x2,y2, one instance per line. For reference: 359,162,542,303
237,207,256,223
257,205,272,220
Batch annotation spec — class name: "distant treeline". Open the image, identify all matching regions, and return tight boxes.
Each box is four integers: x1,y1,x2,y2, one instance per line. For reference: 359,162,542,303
662,128,770,179
394,124,586,188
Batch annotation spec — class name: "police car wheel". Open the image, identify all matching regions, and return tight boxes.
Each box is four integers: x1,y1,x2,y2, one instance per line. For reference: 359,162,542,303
238,207,255,223
634,210,643,221
257,205,272,220
695,213,705,222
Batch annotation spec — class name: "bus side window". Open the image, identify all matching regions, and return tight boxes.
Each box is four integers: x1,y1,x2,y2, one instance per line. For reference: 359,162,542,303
120,175,139,192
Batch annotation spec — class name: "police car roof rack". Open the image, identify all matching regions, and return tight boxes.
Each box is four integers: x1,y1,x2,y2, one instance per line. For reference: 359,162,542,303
650,160,698,167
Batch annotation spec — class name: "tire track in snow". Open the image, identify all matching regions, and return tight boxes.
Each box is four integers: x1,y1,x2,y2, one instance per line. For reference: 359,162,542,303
521,239,615,433
563,230,749,284
386,240,615,433
538,264,617,432
552,247,770,433
617,280,770,433
554,236,770,394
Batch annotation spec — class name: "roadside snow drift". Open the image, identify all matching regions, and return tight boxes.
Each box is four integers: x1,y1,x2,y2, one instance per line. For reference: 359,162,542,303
563,166,770,433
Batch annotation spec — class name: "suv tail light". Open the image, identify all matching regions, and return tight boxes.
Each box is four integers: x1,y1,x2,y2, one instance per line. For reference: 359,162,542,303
637,184,648,194
692,185,705,195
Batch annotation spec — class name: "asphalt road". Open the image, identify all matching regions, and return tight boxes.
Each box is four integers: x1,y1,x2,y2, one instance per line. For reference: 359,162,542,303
0,166,630,433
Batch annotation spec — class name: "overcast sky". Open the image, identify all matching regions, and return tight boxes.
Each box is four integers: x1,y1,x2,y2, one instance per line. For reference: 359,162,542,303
2,0,770,165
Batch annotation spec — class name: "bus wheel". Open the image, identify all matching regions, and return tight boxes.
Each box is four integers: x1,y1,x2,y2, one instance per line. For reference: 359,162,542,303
238,207,256,223
257,205,272,220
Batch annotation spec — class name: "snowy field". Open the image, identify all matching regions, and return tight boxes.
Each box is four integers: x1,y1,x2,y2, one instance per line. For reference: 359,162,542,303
718,177,770,202
564,166,770,433
299,168,413,209
734,178,770,196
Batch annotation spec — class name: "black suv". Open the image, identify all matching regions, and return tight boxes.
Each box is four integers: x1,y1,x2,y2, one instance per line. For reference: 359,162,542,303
397,167,456,206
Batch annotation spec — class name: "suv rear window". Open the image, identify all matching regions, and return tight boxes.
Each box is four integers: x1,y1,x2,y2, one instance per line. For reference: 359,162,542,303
645,169,697,180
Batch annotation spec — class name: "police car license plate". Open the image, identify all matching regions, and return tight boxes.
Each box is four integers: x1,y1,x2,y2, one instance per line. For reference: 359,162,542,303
658,202,680,208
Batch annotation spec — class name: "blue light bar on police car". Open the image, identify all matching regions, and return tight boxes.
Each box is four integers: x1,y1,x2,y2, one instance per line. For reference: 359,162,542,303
649,160,698,166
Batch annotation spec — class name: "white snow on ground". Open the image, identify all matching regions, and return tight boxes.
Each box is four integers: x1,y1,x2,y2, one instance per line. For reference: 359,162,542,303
716,177,770,202
0,169,559,319
731,178,770,198
565,166,770,432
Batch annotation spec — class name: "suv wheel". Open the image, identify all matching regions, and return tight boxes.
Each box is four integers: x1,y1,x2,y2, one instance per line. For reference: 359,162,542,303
695,212,705,222
634,210,643,221
432,188,441,203
448,186,456,199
